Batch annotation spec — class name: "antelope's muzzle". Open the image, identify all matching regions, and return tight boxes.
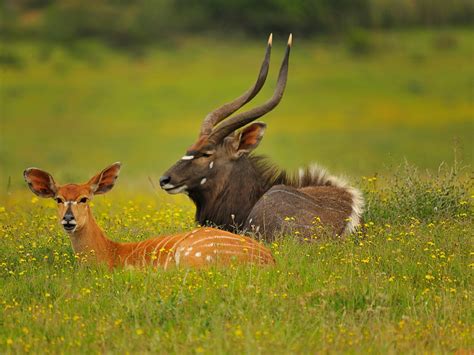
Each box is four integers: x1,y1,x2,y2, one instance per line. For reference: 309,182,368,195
61,208,77,232
159,175,188,194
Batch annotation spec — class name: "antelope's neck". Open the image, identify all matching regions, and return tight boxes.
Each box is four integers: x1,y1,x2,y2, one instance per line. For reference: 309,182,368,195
191,157,268,232
68,211,117,267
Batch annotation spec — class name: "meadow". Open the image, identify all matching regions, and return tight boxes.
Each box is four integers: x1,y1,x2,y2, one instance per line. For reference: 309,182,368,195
0,29,473,353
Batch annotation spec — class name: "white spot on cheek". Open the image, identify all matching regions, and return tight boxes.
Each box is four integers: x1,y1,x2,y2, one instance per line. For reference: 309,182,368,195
195,252,202,257
181,155,194,161
200,178,207,185
184,252,190,256
209,161,214,169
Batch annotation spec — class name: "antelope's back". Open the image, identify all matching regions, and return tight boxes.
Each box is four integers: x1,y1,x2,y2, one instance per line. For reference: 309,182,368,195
120,228,275,269
174,228,275,268
244,184,355,240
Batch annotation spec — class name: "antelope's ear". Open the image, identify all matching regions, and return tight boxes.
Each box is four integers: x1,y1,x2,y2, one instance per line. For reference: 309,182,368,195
233,122,266,157
23,168,57,198
88,162,122,195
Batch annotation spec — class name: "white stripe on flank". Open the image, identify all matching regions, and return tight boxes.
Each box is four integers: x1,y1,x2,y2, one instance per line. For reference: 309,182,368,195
212,250,267,261
140,240,160,266
123,239,151,266
166,232,196,269
189,235,247,247
161,238,176,270
122,238,163,267
197,242,269,256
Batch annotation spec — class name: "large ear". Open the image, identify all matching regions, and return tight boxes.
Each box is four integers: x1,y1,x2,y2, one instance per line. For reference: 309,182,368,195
233,122,266,157
87,162,122,195
24,168,58,198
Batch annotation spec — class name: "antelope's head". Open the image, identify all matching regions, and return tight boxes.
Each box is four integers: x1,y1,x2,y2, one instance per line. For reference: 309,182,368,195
160,34,292,196
23,163,121,233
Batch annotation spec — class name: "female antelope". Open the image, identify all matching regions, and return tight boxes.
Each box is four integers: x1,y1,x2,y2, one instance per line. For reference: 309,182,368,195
23,163,274,269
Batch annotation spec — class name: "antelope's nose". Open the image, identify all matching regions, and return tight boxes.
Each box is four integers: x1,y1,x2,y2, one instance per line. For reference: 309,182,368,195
159,175,171,187
61,210,77,232
63,211,74,222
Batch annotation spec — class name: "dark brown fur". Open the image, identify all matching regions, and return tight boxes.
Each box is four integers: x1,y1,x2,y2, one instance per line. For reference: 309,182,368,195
160,36,363,241
187,155,360,240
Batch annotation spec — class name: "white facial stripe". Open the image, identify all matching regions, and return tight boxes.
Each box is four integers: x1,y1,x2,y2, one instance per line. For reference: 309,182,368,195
200,178,207,185
63,201,78,206
209,161,214,169
181,155,194,161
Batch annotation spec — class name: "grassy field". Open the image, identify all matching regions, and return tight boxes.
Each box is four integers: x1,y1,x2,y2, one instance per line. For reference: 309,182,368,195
0,29,473,353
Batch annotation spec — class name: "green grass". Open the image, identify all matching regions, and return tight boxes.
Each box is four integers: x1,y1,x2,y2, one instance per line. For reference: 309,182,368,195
0,177,472,353
0,28,473,353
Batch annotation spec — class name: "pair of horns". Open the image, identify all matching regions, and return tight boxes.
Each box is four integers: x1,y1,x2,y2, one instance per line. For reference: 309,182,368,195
200,34,292,144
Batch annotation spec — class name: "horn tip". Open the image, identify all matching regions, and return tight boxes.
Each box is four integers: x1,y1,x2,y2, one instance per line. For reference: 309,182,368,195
288,33,293,47
268,33,273,46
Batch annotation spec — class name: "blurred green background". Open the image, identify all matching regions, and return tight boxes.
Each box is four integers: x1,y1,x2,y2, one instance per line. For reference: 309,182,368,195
1,0,473,191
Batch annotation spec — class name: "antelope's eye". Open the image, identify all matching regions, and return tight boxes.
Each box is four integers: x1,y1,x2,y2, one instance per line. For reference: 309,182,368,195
201,152,212,158
55,198,63,204
79,197,88,203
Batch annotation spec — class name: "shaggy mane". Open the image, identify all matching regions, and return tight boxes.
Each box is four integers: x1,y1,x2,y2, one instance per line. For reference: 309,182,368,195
249,156,349,189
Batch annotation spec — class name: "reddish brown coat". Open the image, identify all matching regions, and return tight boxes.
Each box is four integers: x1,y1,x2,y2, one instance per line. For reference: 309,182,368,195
24,163,275,269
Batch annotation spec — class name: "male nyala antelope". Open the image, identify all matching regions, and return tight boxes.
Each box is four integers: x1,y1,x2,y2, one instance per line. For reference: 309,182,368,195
23,163,274,269
160,34,364,240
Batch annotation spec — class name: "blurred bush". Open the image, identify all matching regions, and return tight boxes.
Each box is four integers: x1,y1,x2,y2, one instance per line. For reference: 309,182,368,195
346,28,375,55
1,0,473,46
433,33,459,50
0,48,23,69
